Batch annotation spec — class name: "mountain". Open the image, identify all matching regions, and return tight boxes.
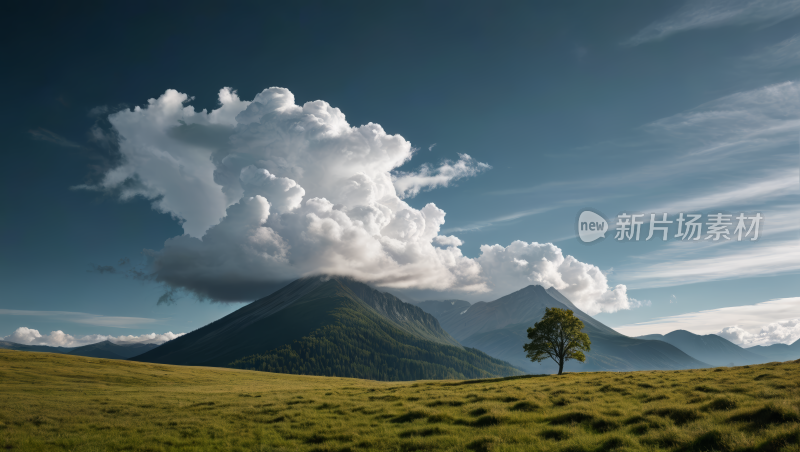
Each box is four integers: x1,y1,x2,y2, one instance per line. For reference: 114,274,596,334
133,276,522,381
416,285,708,373
636,330,766,366
0,341,74,354
0,340,159,359
747,339,800,362
67,340,159,360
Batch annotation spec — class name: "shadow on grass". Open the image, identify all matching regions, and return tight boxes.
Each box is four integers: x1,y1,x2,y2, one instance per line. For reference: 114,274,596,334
441,374,550,386
728,404,800,431
644,407,702,426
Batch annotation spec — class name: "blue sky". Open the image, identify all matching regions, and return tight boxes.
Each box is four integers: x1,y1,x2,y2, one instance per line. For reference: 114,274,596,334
1,0,798,348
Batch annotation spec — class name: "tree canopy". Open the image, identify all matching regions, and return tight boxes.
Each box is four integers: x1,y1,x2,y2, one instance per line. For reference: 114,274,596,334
523,307,591,375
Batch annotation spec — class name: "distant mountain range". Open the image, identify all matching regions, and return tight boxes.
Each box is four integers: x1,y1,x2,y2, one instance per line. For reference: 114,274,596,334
67,340,159,359
0,340,158,359
637,331,800,365
132,276,522,381
635,331,765,366
4,277,797,378
745,340,800,362
416,285,709,373
0,341,75,354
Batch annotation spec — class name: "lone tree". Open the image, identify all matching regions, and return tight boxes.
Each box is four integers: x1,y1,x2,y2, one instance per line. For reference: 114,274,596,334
523,307,591,375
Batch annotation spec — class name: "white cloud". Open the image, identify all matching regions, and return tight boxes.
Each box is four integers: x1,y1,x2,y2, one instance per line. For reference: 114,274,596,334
718,320,800,347
613,297,800,344
76,87,249,237
2,327,184,347
624,0,800,46
393,153,490,199
86,86,629,312
476,241,634,315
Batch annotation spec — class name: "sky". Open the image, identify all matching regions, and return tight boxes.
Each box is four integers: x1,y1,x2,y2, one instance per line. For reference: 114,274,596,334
1,0,798,349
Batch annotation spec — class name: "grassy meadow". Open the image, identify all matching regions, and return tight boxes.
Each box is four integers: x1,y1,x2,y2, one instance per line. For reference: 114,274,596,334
1,350,800,451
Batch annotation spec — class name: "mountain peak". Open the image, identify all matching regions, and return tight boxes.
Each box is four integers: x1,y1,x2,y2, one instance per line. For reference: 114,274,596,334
132,276,520,380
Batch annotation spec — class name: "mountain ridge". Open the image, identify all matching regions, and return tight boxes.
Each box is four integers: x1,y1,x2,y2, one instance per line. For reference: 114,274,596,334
416,285,709,373
636,330,767,366
133,276,521,380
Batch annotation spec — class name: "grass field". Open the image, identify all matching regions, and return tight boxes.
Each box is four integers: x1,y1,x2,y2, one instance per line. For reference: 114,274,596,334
1,350,800,451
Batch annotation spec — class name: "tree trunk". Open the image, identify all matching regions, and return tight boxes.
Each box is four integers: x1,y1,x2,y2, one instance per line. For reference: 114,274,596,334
558,360,564,375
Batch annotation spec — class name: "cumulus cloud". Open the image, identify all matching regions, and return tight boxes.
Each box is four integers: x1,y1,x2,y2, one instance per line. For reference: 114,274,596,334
2,327,184,347
718,319,800,347
624,0,800,46
476,241,633,315
87,86,630,313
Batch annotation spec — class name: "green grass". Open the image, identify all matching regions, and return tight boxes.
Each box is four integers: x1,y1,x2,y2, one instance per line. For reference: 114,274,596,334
1,350,800,451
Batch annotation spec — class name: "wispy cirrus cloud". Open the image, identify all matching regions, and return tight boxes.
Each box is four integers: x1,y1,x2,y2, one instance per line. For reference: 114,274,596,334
441,206,557,233
743,33,800,69
613,297,800,346
393,153,491,199
28,128,81,148
488,81,800,201
0,309,159,328
624,0,800,46
617,239,800,289
646,169,798,216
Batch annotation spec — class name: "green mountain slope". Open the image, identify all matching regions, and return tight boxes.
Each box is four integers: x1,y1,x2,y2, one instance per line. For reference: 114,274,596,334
229,283,520,380
418,286,708,373
133,277,521,380
637,330,766,366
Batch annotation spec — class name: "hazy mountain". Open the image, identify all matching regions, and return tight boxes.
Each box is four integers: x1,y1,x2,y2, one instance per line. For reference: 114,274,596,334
0,341,74,354
417,285,708,373
0,340,159,360
67,340,159,360
636,330,766,366
133,276,522,381
747,339,800,362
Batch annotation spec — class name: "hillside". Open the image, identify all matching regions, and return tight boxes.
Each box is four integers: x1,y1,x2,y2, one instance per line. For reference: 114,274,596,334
133,277,521,380
417,286,708,373
3,349,800,451
637,330,767,367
